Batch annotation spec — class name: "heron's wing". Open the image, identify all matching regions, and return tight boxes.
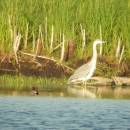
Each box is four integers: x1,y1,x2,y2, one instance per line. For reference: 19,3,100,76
68,61,92,82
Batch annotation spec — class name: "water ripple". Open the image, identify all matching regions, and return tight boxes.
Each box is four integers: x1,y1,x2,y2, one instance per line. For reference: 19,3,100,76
0,96,130,130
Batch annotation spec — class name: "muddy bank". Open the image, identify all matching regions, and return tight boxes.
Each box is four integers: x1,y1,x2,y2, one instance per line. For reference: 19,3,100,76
0,53,130,79
0,53,73,77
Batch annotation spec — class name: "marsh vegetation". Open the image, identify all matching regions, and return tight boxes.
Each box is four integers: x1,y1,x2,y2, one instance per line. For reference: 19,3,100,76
0,74,67,91
0,0,130,78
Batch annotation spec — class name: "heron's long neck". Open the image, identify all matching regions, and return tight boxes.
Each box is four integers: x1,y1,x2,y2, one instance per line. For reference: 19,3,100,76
92,43,97,62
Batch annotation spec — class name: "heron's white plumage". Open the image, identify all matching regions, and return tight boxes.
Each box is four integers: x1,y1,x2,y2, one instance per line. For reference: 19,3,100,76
68,39,104,84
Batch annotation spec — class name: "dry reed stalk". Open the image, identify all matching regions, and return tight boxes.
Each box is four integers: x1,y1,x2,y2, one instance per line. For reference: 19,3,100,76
51,30,62,52
45,17,48,50
99,24,102,55
53,44,61,52
34,38,40,59
82,29,86,51
39,25,44,49
80,24,86,52
60,30,62,44
119,45,124,64
33,25,44,59
80,24,83,36
32,32,35,52
8,16,13,43
13,26,17,43
116,37,121,58
50,25,54,53
51,29,62,51
50,31,61,53
60,33,65,62
24,23,29,49
13,33,21,64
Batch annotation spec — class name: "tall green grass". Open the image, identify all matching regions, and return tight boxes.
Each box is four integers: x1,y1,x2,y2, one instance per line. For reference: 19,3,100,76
0,0,130,59
0,75,67,91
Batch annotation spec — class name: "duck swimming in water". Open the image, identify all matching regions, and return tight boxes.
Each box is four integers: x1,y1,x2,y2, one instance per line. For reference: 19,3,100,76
32,86,39,95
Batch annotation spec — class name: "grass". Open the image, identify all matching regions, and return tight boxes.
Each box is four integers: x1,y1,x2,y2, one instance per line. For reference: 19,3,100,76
0,0,129,57
0,0,130,78
0,74,67,91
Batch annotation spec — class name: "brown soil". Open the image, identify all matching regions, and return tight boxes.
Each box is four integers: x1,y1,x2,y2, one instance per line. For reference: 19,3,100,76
0,54,130,78
0,54,72,77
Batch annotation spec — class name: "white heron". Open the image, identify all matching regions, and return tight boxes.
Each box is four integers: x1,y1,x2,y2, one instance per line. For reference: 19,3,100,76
68,39,105,84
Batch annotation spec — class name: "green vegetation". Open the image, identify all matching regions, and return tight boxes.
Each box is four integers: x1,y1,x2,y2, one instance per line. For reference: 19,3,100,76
0,0,130,80
0,75,67,91
0,0,130,58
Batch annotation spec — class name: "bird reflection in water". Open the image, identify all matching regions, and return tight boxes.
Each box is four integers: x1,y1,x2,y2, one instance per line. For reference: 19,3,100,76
67,85,97,98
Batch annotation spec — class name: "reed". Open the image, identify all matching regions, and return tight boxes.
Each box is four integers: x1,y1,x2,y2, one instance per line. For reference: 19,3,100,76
0,0,129,61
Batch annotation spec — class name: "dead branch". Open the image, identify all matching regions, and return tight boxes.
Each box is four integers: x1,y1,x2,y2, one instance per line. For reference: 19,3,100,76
53,43,61,52
20,51,74,72
0,68,16,72
20,51,56,62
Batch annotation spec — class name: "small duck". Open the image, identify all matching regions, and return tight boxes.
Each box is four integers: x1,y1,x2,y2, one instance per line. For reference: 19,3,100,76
32,86,39,95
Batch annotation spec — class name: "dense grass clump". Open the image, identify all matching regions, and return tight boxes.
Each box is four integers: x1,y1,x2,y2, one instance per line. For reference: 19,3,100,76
0,75,67,91
0,0,130,60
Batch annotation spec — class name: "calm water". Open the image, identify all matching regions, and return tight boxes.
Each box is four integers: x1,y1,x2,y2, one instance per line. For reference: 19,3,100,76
0,96,130,130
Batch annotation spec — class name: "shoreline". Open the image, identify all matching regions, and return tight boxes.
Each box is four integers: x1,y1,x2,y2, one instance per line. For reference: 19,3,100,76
0,74,130,93
1,85,130,99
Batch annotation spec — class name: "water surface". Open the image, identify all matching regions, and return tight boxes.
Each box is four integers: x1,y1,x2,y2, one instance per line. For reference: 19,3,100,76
1,85,130,99
0,96,130,130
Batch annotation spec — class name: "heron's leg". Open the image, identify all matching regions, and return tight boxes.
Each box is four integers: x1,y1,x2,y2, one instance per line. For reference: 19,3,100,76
84,81,86,86
85,81,87,86
82,81,85,86
82,80,87,86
